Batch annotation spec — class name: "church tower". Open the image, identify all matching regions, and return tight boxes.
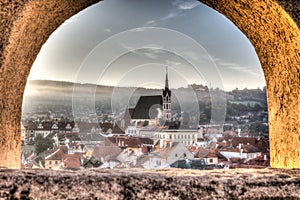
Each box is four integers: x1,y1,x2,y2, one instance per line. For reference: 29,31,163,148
163,66,171,122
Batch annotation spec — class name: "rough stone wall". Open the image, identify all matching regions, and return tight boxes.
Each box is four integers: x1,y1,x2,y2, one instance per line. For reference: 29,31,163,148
0,0,100,169
0,168,300,199
0,0,299,169
200,1,300,168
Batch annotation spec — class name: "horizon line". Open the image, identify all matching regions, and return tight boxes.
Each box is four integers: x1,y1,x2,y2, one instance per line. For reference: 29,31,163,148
27,78,266,92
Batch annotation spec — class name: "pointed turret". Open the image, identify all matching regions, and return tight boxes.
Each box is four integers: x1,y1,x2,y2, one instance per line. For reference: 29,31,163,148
165,66,169,89
163,66,171,122
163,66,171,98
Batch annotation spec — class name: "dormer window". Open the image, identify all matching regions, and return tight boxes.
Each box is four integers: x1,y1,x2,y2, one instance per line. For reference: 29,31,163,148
37,123,43,129
65,124,72,129
52,124,58,129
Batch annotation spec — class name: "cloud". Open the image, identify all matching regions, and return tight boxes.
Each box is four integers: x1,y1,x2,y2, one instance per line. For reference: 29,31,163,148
145,20,157,26
154,0,200,24
180,51,203,62
172,0,200,10
161,12,179,21
131,27,148,32
136,48,165,59
121,43,165,60
166,60,181,66
104,28,111,33
216,59,262,77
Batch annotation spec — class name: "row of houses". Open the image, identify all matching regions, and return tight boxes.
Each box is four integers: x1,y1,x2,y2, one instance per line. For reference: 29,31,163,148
22,132,269,170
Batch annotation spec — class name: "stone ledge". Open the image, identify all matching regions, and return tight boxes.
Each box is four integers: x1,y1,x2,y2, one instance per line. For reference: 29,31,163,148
0,168,299,199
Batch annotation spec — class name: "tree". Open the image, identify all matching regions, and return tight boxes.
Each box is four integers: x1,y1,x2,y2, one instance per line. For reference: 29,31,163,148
34,134,54,154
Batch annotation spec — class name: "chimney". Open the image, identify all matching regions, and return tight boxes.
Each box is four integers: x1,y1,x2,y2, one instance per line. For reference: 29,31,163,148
159,139,164,148
238,143,242,149
240,149,243,158
237,128,241,137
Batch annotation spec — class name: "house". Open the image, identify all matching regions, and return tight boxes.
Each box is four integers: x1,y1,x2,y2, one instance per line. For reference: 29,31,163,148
244,154,270,168
154,128,203,146
195,138,208,147
102,136,154,152
134,126,163,140
218,147,243,160
44,148,83,170
170,159,206,169
231,137,269,153
76,122,101,134
22,121,76,145
203,128,223,139
125,126,140,136
56,132,81,145
155,142,194,165
116,148,144,168
100,122,114,133
62,153,83,170
44,149,65,169
242,144,262,160
67,142,86,154
218,143,262,161
195,147,218,165
136,153,169,169
92,146,122,168
83,156,103,168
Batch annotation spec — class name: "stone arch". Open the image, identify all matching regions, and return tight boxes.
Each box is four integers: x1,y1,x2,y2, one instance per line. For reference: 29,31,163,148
0,0,299,169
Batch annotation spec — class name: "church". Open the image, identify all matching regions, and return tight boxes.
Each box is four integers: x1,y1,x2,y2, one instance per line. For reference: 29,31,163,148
130,66,172,126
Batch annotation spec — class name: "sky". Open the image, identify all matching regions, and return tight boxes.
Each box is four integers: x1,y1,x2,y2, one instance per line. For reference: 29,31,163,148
28,0,266,91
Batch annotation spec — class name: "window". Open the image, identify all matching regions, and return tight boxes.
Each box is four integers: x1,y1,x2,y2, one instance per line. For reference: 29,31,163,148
209,158,213,163
156,160,161,166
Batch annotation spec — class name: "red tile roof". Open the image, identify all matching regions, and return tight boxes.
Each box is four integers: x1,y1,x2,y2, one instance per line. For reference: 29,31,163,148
104,136,153,148
242,144,261,153
63,154,82,170
92,146,122,161
231,137,268,153
45,149,65,160
100,122,114,133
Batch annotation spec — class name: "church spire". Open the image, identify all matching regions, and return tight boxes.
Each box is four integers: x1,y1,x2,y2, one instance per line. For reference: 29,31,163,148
165,66,169,89
162,66,171,122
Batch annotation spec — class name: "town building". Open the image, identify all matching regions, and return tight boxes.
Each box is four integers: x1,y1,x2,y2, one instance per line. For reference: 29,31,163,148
130,66,172,126
154,142,194,165
154,128,203,146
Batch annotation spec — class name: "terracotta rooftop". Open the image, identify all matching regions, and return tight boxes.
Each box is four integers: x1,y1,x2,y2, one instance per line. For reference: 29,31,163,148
45,149,65,161
104,136,153,148
63,154,82,170
92,146,122,161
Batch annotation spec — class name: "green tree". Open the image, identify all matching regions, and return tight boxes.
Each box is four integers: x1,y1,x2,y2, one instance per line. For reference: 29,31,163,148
34,134,54,154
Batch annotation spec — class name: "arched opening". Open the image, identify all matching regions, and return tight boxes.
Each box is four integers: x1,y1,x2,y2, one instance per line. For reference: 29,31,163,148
22,0,269,170
0,0,299,169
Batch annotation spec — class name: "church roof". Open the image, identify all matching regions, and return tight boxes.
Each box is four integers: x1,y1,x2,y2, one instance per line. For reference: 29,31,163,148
131,95,163,119
163,87,171,97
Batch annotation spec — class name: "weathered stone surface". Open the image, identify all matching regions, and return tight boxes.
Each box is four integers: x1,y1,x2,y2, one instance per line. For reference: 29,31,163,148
0,0,101,169
0,168,299,199
0,0,299,168
200,0,300,169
